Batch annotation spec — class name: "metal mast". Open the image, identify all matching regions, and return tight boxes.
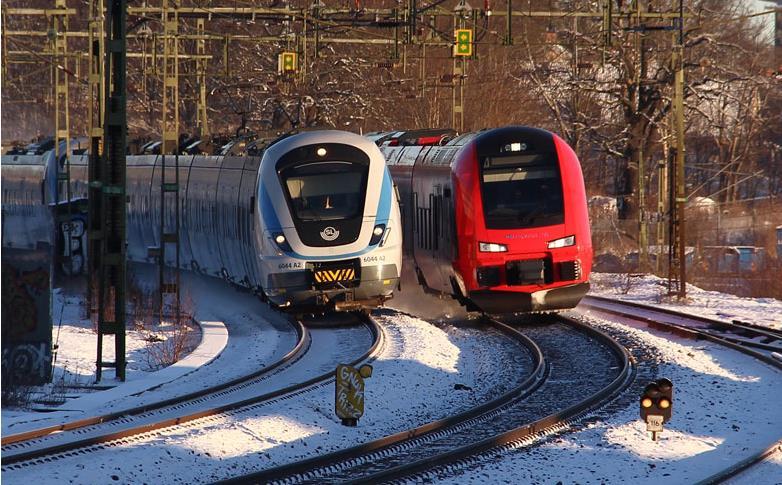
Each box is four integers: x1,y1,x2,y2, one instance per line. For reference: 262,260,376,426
92,0,128,381
158,0,181,327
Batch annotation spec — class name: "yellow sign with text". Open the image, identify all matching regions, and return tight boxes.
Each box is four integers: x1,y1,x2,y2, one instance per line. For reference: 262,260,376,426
335,364,372,426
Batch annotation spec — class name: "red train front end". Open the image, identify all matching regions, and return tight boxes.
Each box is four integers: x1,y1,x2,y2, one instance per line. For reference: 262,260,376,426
451,127,592,313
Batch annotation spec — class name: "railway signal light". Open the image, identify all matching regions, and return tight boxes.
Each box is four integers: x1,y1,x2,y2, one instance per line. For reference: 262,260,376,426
278,51,297,73
454,28,473,57
640,378,673,441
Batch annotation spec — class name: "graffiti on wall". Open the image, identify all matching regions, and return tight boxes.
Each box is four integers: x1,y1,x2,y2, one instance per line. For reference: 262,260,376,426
1,343,52,382
2,265,49,338
2,249,53,385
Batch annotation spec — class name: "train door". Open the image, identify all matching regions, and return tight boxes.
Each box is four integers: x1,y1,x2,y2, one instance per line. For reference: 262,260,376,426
216,157,245,283
175,156,195,272
57,154,88,276
128,155,157,263
388,147,418,256
411,151,452,294
432,180,457,287
185,155,222,276
239,157,262,290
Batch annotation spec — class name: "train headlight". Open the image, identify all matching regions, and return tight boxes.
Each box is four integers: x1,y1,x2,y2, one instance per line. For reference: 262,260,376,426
316,147,327,157
272,232,292,252
479,242,507,252
547,235,575,249
369,224,386,246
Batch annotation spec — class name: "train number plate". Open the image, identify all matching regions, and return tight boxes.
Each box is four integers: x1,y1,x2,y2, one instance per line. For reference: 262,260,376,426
646,415,664,432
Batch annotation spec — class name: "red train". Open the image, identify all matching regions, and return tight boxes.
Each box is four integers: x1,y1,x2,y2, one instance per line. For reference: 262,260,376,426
378,126,592,314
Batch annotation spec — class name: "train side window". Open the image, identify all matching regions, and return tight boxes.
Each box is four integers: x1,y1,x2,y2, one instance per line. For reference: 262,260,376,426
431,193,440,251
241,203,247,242
238,205,244,242
412,192,419,234
193,185,199,232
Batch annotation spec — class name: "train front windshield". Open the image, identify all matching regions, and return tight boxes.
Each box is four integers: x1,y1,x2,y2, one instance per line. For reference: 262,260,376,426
480,152,564,229
281,161,368,221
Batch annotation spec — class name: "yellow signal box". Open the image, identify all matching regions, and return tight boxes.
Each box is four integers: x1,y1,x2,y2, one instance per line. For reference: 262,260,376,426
454,29,473,57
278,51,298,73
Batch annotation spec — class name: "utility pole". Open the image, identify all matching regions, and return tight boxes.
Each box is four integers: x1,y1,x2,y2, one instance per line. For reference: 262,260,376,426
87,0,104,327
93,0,128,381
158,0,182,329
51,0,73,273
669,1,687,298
196,18,209,138
776,1,781,71
635,2,649,272
656,158,667,275
452,0,471,132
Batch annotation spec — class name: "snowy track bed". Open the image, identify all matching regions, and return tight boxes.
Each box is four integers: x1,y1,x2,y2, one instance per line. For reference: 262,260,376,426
581,295,782,362
1,310,532,484
590,273,782,331
228,315,631,484
437,313,782,484
3,269,300,438
1,318,377,468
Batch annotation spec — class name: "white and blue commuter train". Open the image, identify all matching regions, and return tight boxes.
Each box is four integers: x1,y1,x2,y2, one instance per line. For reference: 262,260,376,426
1,130,403,312
255,131,402,310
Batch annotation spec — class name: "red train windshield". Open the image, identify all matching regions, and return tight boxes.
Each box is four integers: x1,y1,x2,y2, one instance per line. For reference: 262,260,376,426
479,151,564,229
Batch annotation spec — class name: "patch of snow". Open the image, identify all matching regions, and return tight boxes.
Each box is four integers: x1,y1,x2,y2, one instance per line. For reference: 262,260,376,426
0,312,530,483
439,315,782,484
3,266,297,435
589,272,782,330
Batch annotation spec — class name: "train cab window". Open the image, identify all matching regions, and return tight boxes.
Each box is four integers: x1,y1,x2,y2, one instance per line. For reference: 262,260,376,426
280,161,368,222
480,152,564,229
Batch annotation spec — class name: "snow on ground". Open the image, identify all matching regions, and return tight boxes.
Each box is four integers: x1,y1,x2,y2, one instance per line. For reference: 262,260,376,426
5,269,781,483
727,448,782,484
440,314,782,484
0,311,532,484
2,283,198,425
2,265,297,434
589,272,782,330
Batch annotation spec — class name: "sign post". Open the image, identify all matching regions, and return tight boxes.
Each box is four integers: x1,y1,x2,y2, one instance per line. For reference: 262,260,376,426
335,364,373,426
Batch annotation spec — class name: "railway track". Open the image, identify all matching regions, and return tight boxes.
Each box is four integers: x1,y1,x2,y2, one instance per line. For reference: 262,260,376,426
580,295,782,366
1,313,382,469
579,294,782,484
220,315,633,484
2,316,305,448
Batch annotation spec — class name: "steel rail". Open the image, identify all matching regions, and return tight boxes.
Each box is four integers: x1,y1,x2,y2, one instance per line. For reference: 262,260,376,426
216,316,546,485
2,316,307,447
220,315,632,484
580,295,782,368
580,295,782,483
583,294,782,342
2,314,383,467
695,440,782,485
351,315,634,484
